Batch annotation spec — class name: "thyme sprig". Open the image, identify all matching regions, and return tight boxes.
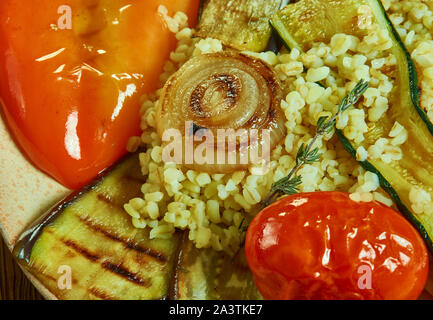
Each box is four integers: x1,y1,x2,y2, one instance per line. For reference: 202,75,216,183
262,79,369,208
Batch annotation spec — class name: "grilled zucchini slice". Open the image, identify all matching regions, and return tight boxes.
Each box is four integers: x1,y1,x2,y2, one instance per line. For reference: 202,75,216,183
173,235,262,300
14,155,261,300
14,155,181,300
197,0,282,52
271,0,433,251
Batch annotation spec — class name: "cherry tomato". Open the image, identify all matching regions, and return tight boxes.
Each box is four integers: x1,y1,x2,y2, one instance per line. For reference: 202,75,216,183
245,191,429,300
0,0,199,189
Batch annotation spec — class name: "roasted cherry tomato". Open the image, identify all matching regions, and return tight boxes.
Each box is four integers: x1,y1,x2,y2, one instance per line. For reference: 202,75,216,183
0,0,199,189
245,191,429,300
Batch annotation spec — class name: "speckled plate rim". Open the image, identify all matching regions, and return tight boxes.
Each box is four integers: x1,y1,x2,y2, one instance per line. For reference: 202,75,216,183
0,109,70,300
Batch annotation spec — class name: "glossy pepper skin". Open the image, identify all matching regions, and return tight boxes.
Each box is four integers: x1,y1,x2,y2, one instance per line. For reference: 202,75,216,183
245,192,429,300
0,0,199,189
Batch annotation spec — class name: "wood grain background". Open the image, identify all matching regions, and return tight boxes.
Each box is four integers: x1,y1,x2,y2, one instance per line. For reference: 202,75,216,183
0,235,43,300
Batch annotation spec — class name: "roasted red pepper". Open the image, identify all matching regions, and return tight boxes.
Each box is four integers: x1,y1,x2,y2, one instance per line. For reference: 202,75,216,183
0,0,199,189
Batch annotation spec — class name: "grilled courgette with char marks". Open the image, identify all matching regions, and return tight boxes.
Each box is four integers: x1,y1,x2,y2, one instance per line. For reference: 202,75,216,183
14,155,180,300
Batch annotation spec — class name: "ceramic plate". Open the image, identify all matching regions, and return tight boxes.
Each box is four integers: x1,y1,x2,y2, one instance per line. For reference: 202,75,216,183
0,112,70,299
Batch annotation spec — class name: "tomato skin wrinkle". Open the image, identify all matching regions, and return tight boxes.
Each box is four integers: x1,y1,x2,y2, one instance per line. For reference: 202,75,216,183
245,191,429,300
0,0,199,189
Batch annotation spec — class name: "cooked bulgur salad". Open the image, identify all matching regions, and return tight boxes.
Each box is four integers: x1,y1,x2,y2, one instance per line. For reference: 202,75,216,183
6,0,433,300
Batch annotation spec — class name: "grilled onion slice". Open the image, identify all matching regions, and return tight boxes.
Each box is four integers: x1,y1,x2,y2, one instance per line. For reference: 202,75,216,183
156,52,286,173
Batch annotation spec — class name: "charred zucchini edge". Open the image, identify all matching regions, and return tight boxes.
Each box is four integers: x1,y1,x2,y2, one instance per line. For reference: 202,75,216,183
197,0,283,52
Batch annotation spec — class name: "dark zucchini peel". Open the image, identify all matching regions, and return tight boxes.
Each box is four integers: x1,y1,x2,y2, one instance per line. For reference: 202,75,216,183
271,0,433,251
14,154,260,299
197,0,282,52
14,155,181,300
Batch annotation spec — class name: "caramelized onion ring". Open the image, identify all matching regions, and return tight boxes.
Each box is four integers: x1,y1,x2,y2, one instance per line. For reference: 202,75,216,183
156,52,286,173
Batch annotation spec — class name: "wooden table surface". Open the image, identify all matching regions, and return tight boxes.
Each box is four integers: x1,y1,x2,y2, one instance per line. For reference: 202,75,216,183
0,235,43,300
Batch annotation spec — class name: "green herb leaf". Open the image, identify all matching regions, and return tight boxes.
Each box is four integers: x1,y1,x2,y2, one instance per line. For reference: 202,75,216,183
304,147,322,164
271,175,302,196
317,115,329,130
262,79,369,205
